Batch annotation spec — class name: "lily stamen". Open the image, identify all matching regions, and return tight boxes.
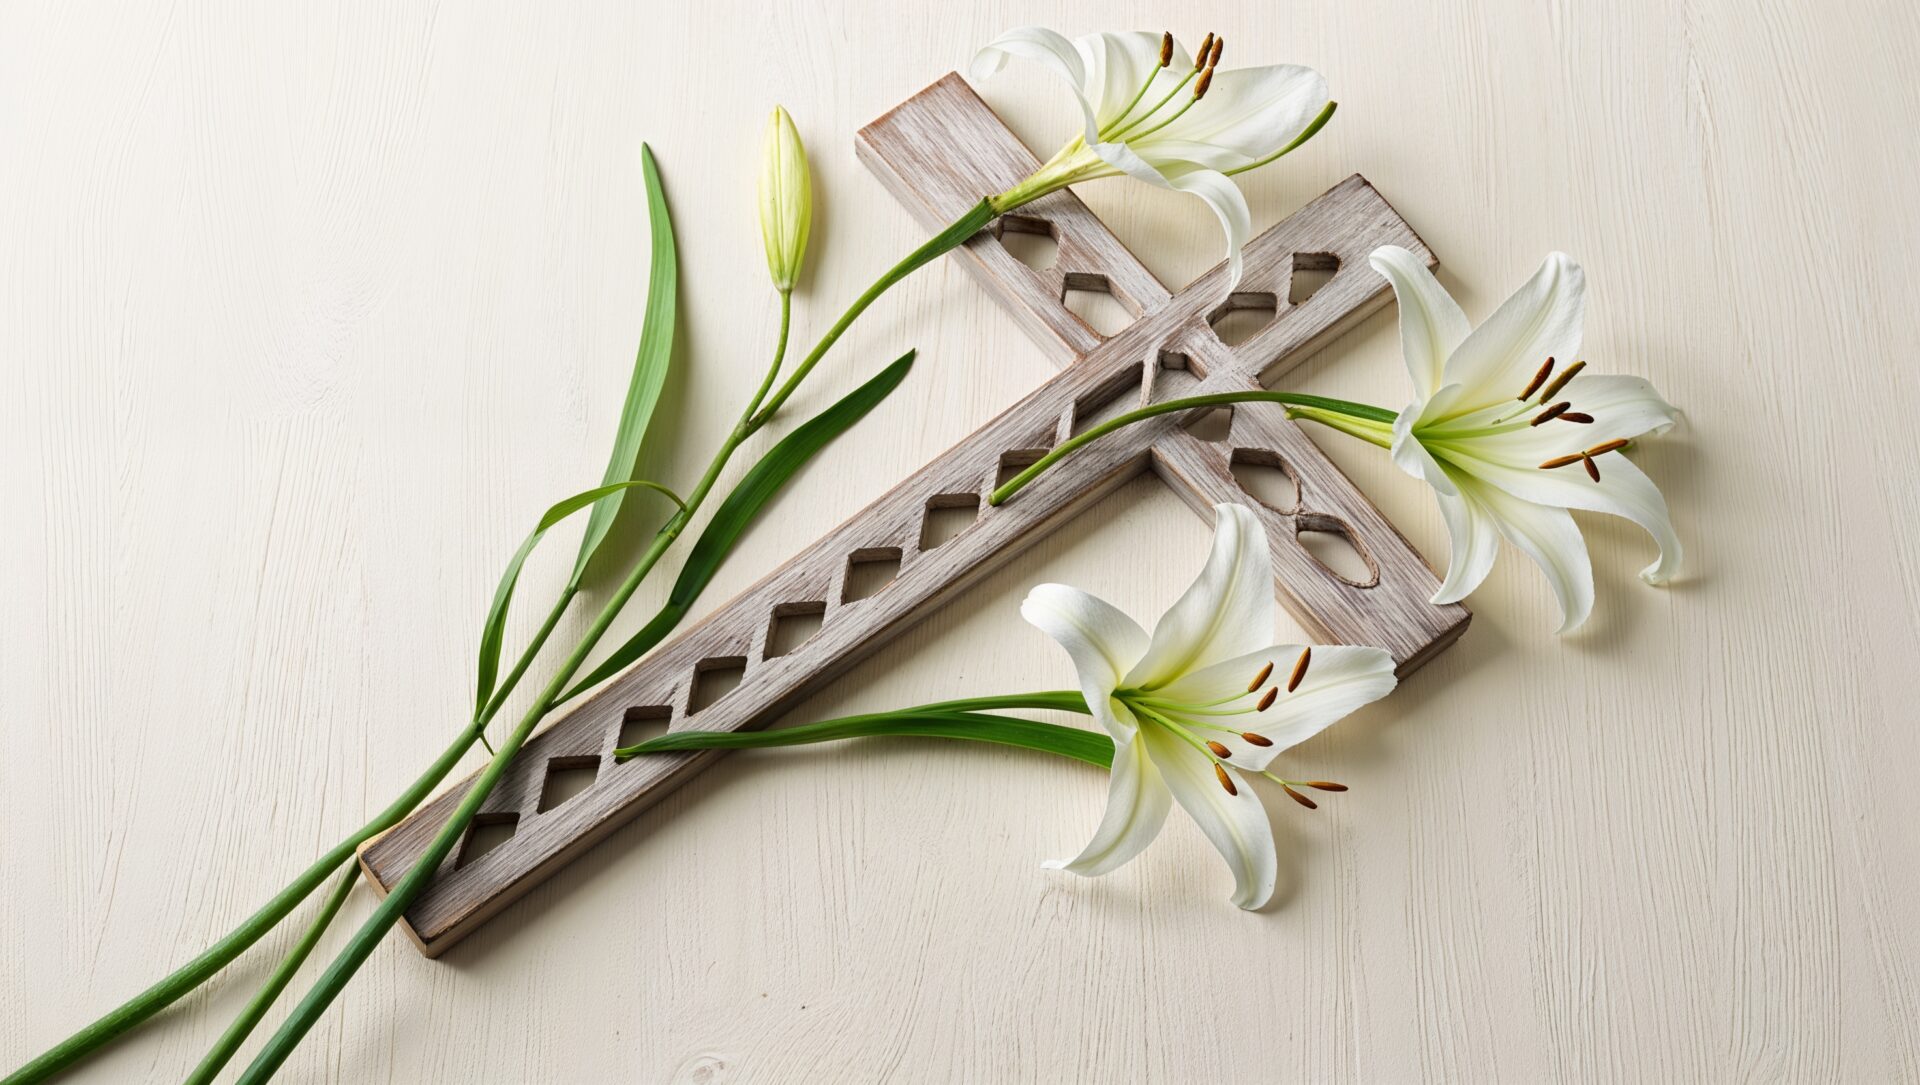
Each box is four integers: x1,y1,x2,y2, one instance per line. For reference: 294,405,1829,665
1531,401,1572,426
1282,784,1316,809
1537,359,1587,402
1241,732,1274,746
1206,740,1232,758
1247,660,1274,692
1305,781,1349,792
1208,36,1223,67
1582,453,1601,482
1519,356,1555,400
1098,32,1178,140
1538,452,1586,470
1255,687,1278,711
1194,31,1215,66
1287,647,1311,692
1215,763,1238,795
1559,412,1595,424
1586,438,1630,456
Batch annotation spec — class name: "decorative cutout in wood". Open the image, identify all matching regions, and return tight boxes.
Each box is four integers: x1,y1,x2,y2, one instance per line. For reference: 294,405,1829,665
360,73,1470,956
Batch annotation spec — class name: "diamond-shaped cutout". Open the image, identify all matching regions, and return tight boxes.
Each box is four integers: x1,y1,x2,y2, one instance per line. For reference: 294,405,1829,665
1229,448,1300,513
1296,515,1378,587
537,756,599,813
1185,406,1234,443
996,448,1048,489
920,493,980,550
615,705,671,752
1062,273,1134,337
766,600,826,658
689,656,746,714
1209,291,1279,347
1070,361,1145,437
842,547,902,604
457,812,519,869
996,215,1058,272
1288,252,1339,305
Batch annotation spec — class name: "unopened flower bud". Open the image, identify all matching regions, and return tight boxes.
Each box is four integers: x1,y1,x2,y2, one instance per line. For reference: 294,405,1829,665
757,106,812,292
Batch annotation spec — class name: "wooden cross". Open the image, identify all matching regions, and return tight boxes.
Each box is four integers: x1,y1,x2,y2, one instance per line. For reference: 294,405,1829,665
360,74,1470,956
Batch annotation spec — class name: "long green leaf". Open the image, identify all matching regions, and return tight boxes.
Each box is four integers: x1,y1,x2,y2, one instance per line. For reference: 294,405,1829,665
569,143,679,588
558,349,917,703
474,479,675,718
621,709,1115,768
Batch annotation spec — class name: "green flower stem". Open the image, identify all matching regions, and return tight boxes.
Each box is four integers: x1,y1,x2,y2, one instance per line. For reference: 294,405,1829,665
614,691,1091,760
183,860,361,1085
749,199,995,428
1288,405,1394,449
989,391,1396,505
741,289,793,425
479,586,579,754
623,699,1113,769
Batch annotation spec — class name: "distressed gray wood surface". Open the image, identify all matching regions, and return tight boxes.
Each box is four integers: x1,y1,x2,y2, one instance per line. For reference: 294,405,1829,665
358,75,1465,955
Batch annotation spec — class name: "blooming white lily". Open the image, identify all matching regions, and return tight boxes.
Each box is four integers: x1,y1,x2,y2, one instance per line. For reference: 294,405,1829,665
1356,246,1683,633
973,27,1331,286
1021,503,1396,909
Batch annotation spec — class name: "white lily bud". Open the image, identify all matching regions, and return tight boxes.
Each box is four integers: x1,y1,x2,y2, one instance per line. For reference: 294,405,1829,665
757,106,812,292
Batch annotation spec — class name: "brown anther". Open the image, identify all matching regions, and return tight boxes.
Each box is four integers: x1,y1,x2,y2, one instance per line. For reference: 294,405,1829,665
1582,454,1601,482
1194,32,1214,67
1287,646,1311,692
1586,438,1630,456
1158,32,1173,67
1241,732,1274,747
1208,37,1223,67
1193,66,1214,100
1255,687,1278,712
1559,412,1595,424
1530,401,1572,426
1305,781,1349,792
1247,660,1274,692
1215,762,1238,795
1283,784,1318,810
1538,359,1587,402
1518,356,1555,400
1206,740,1232,758
1538,452,1585,470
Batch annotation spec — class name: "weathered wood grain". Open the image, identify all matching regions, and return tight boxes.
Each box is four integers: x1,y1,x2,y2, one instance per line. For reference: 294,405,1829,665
359,73,1465,956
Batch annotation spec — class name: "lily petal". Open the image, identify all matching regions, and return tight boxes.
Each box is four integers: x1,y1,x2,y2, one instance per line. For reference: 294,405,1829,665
1140,726,1277,909
1370,245,1470,401
1442,447,1683,587
1125,504,1274,690
1158,164,1252,288
1468,478,1596,633
1142,64,1329,166
971,26,1087,90
1153,645,1397,770
1429,472,1502,604
1044,730,1173,877
1022,582,1150,740
1443,251,1586,411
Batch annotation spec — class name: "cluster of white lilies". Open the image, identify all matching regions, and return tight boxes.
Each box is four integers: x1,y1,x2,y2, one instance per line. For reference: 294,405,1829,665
972,27,1684,907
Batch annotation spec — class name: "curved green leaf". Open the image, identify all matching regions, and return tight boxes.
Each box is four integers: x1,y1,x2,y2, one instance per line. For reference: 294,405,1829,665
558,349,917,703
475,479,674,719
570,143,679,588
620,709,1115,768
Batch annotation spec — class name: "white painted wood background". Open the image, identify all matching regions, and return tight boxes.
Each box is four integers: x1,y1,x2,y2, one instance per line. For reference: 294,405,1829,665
3,0,1917,1080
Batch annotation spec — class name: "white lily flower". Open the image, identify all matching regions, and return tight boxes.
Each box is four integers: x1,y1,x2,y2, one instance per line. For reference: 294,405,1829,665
1363,246,1684,633
973,27,1331,286
1021,503,1396,909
